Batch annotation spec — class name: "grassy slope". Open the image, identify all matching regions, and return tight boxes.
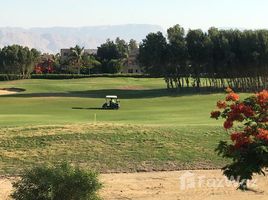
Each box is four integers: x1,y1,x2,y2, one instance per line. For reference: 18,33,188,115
0,123,228,175
0,78,232,174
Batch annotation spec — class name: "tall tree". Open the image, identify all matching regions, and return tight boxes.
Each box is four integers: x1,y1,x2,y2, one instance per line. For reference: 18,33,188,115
0,45,40,78
69,45,85,74
97,39,120,62
128,39,138,51
97,39,127,73
138,32,168,76
115,37,129,59
166,24,188,88
186,29,211,89
81,54,101,75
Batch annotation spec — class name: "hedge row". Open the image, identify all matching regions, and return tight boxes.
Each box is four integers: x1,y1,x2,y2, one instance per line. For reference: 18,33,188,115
0,73,160,81
31,73,156,79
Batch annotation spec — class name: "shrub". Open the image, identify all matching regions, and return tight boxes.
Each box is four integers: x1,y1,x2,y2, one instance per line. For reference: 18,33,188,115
11,163,102,200
211,88,268,190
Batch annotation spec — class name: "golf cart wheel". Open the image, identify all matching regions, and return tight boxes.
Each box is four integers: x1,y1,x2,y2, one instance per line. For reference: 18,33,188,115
102,103,108,109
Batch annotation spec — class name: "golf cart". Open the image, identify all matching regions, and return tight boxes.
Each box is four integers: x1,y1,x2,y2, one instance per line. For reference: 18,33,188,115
102,95,120,110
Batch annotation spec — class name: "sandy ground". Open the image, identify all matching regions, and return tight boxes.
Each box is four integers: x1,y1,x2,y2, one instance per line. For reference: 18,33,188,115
0,90,18,95
1,170,267,200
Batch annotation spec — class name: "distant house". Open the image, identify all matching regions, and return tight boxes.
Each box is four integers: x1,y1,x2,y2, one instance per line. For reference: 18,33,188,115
121,49,143,74
60,48,97,62
84,49,98,55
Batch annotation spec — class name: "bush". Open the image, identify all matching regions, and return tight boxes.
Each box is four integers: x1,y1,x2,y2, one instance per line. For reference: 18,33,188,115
211,88,268,190
11,163,102,200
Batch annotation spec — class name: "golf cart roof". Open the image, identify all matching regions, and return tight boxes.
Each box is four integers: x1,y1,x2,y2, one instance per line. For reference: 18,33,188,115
106,95,118,99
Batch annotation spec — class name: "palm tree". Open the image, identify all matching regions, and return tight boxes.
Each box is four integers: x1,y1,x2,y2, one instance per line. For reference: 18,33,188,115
69,45,84,74
80,54,100,75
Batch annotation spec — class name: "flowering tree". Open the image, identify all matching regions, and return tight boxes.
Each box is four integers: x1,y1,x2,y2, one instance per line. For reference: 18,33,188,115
34,54,55,74
211,89,268,190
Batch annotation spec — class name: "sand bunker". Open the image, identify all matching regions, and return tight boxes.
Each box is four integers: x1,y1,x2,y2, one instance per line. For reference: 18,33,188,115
0,88,25,95
1,170,267,200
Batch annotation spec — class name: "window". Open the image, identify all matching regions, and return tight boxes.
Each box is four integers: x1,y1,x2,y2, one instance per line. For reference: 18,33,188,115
128,69,133,73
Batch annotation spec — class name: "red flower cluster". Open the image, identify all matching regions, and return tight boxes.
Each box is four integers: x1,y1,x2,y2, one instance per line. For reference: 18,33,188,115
34,58,55,74
231,103,254,117
217,100,227,109
211,111,221,119
212,89,267,148
227,104,244,123
226,92,240,101
241,105,255,118
257,90,268,107
34,66,43,74
224,120,233,129
34,64,54,74
256,128,268,142
223,103,254,129
231,132,252,148
212,89,268,184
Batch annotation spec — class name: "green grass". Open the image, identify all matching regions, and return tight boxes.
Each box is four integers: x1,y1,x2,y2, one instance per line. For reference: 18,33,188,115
0,77,236,174
0,78,225,127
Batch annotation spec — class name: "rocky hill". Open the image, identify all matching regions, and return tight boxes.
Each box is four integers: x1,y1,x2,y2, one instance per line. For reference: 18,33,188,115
0,24,164,53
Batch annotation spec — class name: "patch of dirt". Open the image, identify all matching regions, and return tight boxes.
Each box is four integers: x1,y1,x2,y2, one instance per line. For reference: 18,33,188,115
0,177,14,200
0,88,25,95
1,170,267,200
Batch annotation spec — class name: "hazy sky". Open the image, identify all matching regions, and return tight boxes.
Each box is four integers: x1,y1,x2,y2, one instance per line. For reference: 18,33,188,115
1,0,267,30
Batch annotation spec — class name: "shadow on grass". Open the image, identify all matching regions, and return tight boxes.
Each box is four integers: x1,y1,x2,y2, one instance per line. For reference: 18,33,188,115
0,87,223,99
72,107,103,110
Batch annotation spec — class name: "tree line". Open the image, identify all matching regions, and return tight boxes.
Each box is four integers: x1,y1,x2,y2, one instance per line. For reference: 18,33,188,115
0,45,40,78
1,24,268,92
0,38,138,77
37,38,138,75
138,25,268,91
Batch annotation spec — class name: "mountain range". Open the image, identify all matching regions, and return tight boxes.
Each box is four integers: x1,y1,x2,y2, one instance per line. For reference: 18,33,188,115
0,24,164,54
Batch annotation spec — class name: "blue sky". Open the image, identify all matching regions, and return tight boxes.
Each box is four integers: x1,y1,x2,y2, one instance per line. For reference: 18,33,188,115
1,0,267,30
